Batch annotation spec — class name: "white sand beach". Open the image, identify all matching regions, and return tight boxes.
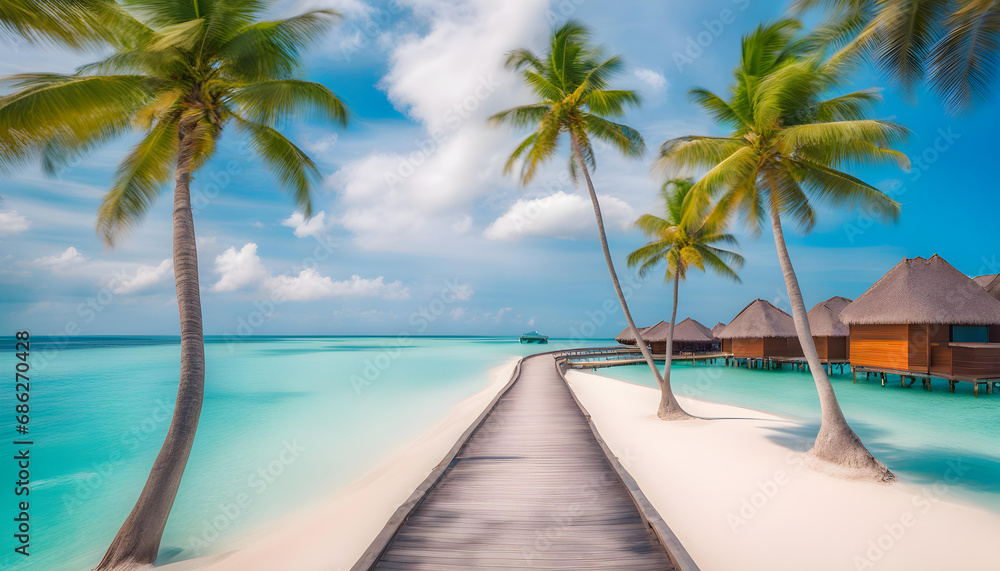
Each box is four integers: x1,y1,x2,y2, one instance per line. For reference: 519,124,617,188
161,358,520,571
565,370,1000,571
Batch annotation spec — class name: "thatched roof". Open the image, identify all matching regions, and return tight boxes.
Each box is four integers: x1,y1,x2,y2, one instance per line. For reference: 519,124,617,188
840,255,1000,325
711,322,726,338
642,317,714,343
614,324,655,344
807,296,852,337
974,274,1000,301
717,299,797,339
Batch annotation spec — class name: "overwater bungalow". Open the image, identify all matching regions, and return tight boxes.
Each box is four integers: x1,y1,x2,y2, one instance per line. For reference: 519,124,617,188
973,273,1000,301
641,318,715,354
614,323,655,346
711,322,727,338
711,322,726,351
717,299,803,361
807,296,852,363
840,255,1000,395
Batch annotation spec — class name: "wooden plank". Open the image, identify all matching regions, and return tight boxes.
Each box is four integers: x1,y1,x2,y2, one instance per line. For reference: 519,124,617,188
359,354,683,570
555,358,700,571
350,358,525,571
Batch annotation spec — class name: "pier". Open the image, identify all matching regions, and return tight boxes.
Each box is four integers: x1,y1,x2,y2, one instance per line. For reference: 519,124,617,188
353,353,696,570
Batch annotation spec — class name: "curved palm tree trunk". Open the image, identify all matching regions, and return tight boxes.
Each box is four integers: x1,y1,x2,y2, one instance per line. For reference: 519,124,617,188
570,132,690,420
96,131,206,570
767,198,894,482
659,274,681,417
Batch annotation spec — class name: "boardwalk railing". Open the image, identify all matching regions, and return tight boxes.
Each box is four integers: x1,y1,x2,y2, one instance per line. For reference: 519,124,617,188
352,351,699,570
350,358,525,571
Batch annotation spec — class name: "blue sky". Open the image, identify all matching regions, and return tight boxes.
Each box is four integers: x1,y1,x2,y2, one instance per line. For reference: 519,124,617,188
1,0,998,338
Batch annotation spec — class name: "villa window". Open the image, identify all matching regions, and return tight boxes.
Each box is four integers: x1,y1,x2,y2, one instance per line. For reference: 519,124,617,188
950,326,988,343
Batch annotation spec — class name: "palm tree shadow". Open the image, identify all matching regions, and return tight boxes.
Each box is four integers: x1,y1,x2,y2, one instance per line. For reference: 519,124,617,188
757,421,1000,498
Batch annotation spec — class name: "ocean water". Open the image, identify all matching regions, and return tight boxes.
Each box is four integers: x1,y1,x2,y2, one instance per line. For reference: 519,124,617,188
594,360,1000,513
0,336,601,571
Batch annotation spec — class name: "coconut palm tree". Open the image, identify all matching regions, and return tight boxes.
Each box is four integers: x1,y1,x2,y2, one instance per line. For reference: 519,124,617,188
626,179,743,418
794,0,1000,113
488,21,690,418
0,0,128,48
0,2,348,568
658,20,909,481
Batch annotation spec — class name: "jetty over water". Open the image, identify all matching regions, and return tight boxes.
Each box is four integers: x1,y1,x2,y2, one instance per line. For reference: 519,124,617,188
354,353,696,570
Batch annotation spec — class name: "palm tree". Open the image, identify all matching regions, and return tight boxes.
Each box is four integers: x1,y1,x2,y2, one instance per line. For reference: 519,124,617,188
658,20,909,481
0,0,129,48
626,179,743,418
0,2,348,568
488,21,690,418
794,0,1000,113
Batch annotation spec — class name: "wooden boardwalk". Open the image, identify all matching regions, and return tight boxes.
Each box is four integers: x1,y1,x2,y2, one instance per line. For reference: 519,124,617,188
355,353,686,570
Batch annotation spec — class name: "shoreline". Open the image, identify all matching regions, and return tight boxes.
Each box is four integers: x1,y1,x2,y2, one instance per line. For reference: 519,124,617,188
565,370,1000,571
160,357,521,571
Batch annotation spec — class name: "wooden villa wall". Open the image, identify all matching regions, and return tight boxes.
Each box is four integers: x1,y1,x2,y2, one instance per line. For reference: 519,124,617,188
730,337,802,359
814,336,849,361
849,324,908,370
723,339,732,353
814,336,829,360
952,345,1000,378
731,338,763,358
852,323,1000,379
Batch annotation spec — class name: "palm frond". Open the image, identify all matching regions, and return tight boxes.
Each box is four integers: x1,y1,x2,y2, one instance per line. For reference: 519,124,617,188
219,10,340,81
96,118,178,243
231,79,349,128
235,117,320,216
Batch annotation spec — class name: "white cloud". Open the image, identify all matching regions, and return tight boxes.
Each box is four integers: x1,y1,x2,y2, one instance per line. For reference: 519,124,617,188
450,307,467,320
210,242,408,301
281,211,329,238
211,243,270,292
485,306,513,321
328,0,552,251
527,316,535,327
35,247,86,267
0,209,30,234
451,215,473,234
304,133,339,157
484,191,635,241
264,270,409,301
114,260,172,295
450,281,474,301
634,68,668,92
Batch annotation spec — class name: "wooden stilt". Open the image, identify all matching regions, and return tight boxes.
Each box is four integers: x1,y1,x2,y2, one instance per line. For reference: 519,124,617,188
880,372,886,387
949,380,956,392
974,382,979,397
853,368,857,384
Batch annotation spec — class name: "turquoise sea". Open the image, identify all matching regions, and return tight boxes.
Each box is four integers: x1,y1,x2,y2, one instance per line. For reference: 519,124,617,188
2,337,998,570
0,336,598,571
